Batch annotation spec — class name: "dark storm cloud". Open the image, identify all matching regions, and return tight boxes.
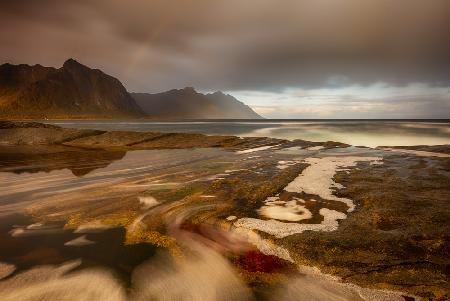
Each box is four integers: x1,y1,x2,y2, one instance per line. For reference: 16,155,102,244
0,0,450,92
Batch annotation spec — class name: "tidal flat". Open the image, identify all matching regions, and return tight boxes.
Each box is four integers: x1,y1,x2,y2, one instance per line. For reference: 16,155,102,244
0,121,448,300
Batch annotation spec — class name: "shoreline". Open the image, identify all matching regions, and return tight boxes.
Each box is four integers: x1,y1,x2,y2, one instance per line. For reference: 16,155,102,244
0,120,449,300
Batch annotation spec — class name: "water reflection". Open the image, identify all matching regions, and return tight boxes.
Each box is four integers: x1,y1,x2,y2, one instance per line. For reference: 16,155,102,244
0,147,249,299
0,147,230,217
0,213,161,286
0,146,126,177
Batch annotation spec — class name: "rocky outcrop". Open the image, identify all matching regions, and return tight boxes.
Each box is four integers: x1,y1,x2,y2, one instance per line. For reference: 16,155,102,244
0,121,284,150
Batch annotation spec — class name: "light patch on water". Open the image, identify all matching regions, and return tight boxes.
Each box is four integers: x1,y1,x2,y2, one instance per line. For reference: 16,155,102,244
132,242,251,301
129,197,161,233
119,182,180,189
285,156,383,212
381,148,450,158
276,160,300,170
235,208,346,238
0,240,252,300
64,235,95,247
26,223,44,230
224,169,247,173
138,196,159,209
236,144,279,154
0,265,124,301
206,173,229,181
276,146,313,156
306,145,324,151
9,224,63,237
295,197,305,204
258,199,312,222
74,222,116,234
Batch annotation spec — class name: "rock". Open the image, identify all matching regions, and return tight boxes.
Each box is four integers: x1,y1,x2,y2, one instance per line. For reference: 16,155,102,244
0,121,104,145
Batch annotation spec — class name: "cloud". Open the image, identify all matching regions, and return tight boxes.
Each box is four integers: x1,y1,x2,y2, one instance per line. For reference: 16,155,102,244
1,0,449,117
234,84,450,118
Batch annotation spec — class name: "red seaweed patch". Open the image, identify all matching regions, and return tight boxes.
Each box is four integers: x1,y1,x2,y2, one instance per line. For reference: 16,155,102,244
233,250,296,274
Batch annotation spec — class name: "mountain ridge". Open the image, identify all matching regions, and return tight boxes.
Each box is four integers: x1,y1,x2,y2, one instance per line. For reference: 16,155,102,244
0,59,262,119
131,87,262,119
0,59,144,119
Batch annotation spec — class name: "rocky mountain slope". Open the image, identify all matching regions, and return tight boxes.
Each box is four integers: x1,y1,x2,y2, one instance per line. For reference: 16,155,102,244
132,87,262,119
0,59,262,119
0,59,144,118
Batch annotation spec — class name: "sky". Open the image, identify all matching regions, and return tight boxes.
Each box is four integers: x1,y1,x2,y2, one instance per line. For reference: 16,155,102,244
1,0,449,118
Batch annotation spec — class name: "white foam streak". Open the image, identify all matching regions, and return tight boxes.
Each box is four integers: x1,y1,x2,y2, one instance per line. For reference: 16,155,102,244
235,156,382,238
258,199,312,222
236,145,279,154
285,156,382,212
236,208,346,238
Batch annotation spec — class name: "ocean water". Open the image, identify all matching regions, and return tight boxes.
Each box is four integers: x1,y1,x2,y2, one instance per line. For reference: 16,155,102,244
47,120,450,147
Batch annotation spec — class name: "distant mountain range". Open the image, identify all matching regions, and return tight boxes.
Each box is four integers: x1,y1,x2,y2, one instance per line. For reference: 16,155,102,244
132,87,261,119
0,59,262,119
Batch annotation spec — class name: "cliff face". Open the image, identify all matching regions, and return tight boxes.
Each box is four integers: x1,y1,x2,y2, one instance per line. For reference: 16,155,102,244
132,87,262,119
0,59,143,119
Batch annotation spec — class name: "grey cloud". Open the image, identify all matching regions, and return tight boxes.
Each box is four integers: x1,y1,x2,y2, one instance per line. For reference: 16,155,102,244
1,0,450,92
252,93,450,119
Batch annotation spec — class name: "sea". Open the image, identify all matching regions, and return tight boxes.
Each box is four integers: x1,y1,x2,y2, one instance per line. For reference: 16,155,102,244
46,119,450,147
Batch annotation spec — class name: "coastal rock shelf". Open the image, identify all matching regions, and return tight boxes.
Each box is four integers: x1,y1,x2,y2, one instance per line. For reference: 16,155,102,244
0,121,449,300
0,121,287,151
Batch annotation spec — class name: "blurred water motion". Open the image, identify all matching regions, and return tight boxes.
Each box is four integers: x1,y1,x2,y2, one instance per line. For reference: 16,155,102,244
0,146,256,300
0,145,419,300
0,147,228,216
0,196,254,300
0,240,252,301
0,207,407,301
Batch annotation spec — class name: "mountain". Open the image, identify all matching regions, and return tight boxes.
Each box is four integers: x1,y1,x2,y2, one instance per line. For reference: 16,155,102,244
132,87,262,119
205,91,263,119
0,59,143,118
0,59,262,119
